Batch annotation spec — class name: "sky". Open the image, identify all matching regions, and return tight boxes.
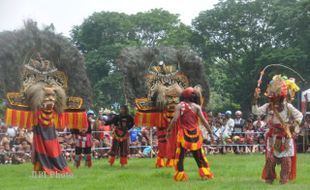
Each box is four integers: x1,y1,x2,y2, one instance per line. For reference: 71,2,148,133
0,0,219,37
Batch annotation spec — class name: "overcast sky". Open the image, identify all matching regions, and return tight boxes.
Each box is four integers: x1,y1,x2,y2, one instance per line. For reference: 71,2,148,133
0,0,219,37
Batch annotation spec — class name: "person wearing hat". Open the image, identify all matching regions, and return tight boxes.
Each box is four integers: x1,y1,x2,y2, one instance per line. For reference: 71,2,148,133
233,110,245,137
167,87,214,181
231,110,245,154
252,75,303,184
104,105,134,167
72,110,94,168
224,110,234,137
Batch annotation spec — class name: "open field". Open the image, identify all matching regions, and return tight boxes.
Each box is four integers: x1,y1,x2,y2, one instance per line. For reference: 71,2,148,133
0,154,309,190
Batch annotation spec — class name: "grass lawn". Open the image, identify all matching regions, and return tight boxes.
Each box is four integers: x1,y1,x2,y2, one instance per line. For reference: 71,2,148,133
0,154,309,190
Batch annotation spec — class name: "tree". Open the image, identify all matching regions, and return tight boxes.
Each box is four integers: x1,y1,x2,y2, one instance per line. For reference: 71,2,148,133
159,23,194,47
132,9,181,47
71,9,193,110
256,0,310,82
192,0,309,113
71,12,136,110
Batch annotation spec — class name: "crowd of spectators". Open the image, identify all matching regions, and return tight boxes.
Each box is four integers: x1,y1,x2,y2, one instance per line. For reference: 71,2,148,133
1,109,310,165
0,118,32,164
203,110,310,154
202,111,267,154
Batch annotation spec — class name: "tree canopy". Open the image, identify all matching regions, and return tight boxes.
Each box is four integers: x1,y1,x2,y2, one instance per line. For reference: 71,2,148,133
71,9,193,110
2,0,307,114
71,1,309,113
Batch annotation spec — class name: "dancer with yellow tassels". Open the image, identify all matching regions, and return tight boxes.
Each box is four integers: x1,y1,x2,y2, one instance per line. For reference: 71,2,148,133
167,87,214,181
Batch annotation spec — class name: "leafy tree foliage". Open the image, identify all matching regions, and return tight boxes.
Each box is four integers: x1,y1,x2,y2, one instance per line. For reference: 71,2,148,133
193,0,309,112
4,1,307,114
71,9,192,110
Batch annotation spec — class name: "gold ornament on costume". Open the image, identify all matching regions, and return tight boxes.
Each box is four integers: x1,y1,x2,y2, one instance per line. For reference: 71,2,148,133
6,53,83,110
137,60,189,111
22,54,68,92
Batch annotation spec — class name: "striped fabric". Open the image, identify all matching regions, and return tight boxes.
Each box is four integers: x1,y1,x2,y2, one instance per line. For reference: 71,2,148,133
5,108,88,129
178,128,203,151
134,112,162,127
5,108,88,175
33,124,71,175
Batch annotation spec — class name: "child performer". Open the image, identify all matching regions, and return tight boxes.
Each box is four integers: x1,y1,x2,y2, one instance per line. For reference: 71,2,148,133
73,110,94,168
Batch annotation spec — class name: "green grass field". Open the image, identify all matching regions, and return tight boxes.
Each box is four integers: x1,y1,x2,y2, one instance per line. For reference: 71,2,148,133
0,154,309,190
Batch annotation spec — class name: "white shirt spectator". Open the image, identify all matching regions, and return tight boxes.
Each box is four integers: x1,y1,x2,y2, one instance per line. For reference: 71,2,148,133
7,126,18,138
225,118,234,136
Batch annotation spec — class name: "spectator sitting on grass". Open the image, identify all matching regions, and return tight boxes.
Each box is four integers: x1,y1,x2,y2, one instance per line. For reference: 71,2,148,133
142,145,155,158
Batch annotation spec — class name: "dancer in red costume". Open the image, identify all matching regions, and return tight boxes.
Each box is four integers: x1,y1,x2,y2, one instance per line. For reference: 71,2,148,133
167,87,214,181
72,110,94,168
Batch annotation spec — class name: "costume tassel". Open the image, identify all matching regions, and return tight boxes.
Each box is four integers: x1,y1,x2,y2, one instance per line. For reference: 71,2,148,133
155,156,165,168
198,167,214,180
165,159,175,167
173,171,189,182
